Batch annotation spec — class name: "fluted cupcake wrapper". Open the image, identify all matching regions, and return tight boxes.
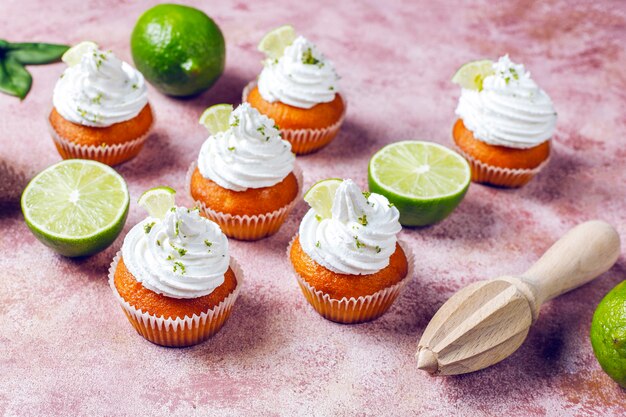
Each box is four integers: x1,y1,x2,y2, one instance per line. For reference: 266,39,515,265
242,81,346,155
47,109,154,167
455,145,550,188
108,252,244,347
186,162,303,241
286,236,415,324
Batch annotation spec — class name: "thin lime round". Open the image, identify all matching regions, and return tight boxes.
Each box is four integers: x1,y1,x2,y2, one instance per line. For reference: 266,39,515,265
590,280,626,388
368,141,470,227
258,25,296,59
21,159,129,257
131,4,225,97
452,59,494,91
199,103,233,134
137,186,176,219
303,178,343,219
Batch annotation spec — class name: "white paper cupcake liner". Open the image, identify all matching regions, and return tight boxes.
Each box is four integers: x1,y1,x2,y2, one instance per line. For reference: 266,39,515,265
242,80,346,155
109,252,243,347
186,161,303,241
454,145,550,188
47,107,154,166
286,235,415,324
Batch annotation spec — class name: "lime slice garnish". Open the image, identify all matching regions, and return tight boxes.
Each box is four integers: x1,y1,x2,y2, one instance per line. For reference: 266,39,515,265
62,41,99,66
199,104,233,135
368,141,471,226
258,25,296,59
452,59,494,91
21,159,129,257
303,178,343,219
137,186,176,219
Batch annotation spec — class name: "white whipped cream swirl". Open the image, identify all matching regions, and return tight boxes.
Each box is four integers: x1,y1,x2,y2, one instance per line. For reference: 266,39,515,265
455,55,557,149
299,179,402,275
53,46,148,127
121,207,230,299
257,36,340,109
198,103,296,191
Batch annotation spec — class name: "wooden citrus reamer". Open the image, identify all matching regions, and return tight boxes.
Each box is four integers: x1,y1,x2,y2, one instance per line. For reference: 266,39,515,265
416,220,621,376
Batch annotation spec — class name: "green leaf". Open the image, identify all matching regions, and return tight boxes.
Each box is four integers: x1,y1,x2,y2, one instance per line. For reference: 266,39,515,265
0,56,32,99
6,42,69,65
0,39,9,50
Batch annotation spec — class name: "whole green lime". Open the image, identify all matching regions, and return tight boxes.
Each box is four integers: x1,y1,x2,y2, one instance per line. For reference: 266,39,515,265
590,280,626,388
131,4,225,97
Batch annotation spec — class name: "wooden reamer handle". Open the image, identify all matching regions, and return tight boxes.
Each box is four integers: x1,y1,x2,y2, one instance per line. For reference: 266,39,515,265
521,220,621,306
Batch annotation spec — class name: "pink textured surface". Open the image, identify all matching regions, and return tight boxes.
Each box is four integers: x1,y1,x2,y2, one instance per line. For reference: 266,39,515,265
1,0,625,415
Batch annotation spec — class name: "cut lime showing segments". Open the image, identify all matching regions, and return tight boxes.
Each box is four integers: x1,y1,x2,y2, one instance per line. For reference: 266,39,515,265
21,159,129,257
452,59,494,91
199,104,233,135
62,41,98,66
368,141,470,226
303,178,343,219
258,25,296,59
137,186,176,219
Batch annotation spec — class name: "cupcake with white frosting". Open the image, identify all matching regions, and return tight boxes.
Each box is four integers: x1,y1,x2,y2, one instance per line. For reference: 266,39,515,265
110,195,242,347
188,103,301,240
289,179,413,324
452,55,557,187
49,42,153,166
244,26,346,154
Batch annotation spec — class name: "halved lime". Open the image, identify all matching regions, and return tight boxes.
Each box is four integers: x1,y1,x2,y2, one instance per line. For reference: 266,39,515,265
62,41,98,66
21,159,129,257
258,25,296,59
137,186,176,219
368,141,470,226
199,103,233,134
303,178,343,219
452,59,494,91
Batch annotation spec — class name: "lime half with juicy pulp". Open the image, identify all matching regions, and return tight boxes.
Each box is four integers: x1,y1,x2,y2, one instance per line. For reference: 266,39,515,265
303,178,343,219
62,41,98,66
452,59,494,91
258,25,296,59
368,141,470,226
21,159,129,257
137,186,176,219
199,104,233,135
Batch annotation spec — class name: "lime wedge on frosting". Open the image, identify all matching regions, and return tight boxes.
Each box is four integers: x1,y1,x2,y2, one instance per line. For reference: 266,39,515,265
199,103,233,135
452,59,494,91
137,186,176,219
303,178,343,219
258,25,296,59
62,41,98,66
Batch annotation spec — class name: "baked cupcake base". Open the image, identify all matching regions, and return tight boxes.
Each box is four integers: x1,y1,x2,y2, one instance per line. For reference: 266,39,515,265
48,105,154,166
454,145,550,188
108,252,243,347
452,119,550,188
242,81,346,155
186,162,303,241
287,236,414,324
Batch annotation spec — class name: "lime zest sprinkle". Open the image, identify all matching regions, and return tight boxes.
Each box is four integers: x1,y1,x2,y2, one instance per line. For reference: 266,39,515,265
354,236,365,249
143,222,155,234
315,241,321,248
315,214,322,222
375,246,382,253
357,214,368,226
204,240,212,247
173,261,186,275
231,116,239,127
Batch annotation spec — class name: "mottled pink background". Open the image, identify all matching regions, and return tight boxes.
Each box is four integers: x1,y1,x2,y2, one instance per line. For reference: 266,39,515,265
1,0,625,416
